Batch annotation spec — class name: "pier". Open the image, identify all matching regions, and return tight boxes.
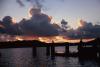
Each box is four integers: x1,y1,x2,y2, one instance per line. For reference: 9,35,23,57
0,38,100,59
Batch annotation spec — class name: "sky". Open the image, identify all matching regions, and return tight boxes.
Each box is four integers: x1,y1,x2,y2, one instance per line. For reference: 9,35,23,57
0,0,100,29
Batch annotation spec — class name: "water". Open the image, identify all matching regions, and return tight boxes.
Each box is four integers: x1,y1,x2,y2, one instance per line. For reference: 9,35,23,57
0,47,100,67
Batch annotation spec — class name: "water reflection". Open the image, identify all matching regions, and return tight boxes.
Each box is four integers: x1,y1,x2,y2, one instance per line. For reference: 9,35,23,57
0,48,100,67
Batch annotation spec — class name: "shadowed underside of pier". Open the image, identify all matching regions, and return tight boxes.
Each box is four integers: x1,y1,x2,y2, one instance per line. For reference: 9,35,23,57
0,40,79,48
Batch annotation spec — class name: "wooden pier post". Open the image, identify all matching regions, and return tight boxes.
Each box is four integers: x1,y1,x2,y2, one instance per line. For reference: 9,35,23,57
95,38,100,58
78,38,98,58
78,38,83,54
46,46,50,56
65,45,69,56
51,46,55,59
32,46,37,57
0,52,1,57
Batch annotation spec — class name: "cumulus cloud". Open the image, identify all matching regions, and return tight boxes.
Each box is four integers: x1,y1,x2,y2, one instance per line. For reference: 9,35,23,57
0,16,22,35
66,20,100,39
0,8,58,36
0,15,100,38
61,19,68,30
0,4,100,38
19,8,58,36
76,21,100,38
0,20,5,33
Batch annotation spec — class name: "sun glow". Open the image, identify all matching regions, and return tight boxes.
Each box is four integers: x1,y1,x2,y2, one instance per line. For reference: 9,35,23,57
15,35,92,43
15,35,95,43
12,18,17,24
77,19,85,28
16,36,23,41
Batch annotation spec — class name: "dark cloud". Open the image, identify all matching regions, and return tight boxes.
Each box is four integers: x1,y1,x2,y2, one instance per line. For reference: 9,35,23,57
0,3,100,38
0,15,100,38
31,0,43,8
16,0,24,6
0,16,22,35
16,0,43,8
19,9,58,36
65,20,100,39
16,0,65,8
76,22,100,38
0,9,58,36
61,19,68,30
0,20,5,33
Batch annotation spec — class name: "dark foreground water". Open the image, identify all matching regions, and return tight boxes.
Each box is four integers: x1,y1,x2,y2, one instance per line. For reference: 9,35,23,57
0,47,100,67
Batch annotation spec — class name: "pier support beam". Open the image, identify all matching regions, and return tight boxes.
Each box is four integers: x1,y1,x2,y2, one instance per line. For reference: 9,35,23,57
46,46,50,56
65,45,69,56
32,46,37,57
0,52,1,57
98,49,100,58
51,46,55,59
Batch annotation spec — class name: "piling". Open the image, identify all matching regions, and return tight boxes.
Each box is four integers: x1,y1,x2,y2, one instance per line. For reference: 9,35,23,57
65,45,69,56
51,46,55,59
32,46,37,57
46,46,50,56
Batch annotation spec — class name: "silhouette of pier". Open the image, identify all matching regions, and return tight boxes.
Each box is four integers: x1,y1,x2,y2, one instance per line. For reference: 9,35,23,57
0,38,100,59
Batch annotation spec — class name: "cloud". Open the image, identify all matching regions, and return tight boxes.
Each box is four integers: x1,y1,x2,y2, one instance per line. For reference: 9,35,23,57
16,0,24,6
0,9,58,36
0,20,5,33
16,0,43,8
0,15,100,38
61,19,68,30
0,16,22,35
0,5,100,38
16,0,65,8
29,0,43,8
19,8,58,36
65,20,100,38
77,21,100,38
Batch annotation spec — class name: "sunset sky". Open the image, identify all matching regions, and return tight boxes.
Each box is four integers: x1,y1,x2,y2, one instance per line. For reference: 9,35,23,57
0,0,100,29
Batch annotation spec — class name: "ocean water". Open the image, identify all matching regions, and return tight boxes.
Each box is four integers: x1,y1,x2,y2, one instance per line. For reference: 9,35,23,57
0,47,100,67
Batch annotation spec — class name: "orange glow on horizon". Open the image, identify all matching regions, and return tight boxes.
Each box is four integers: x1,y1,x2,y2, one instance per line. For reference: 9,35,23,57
15,35,95,43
